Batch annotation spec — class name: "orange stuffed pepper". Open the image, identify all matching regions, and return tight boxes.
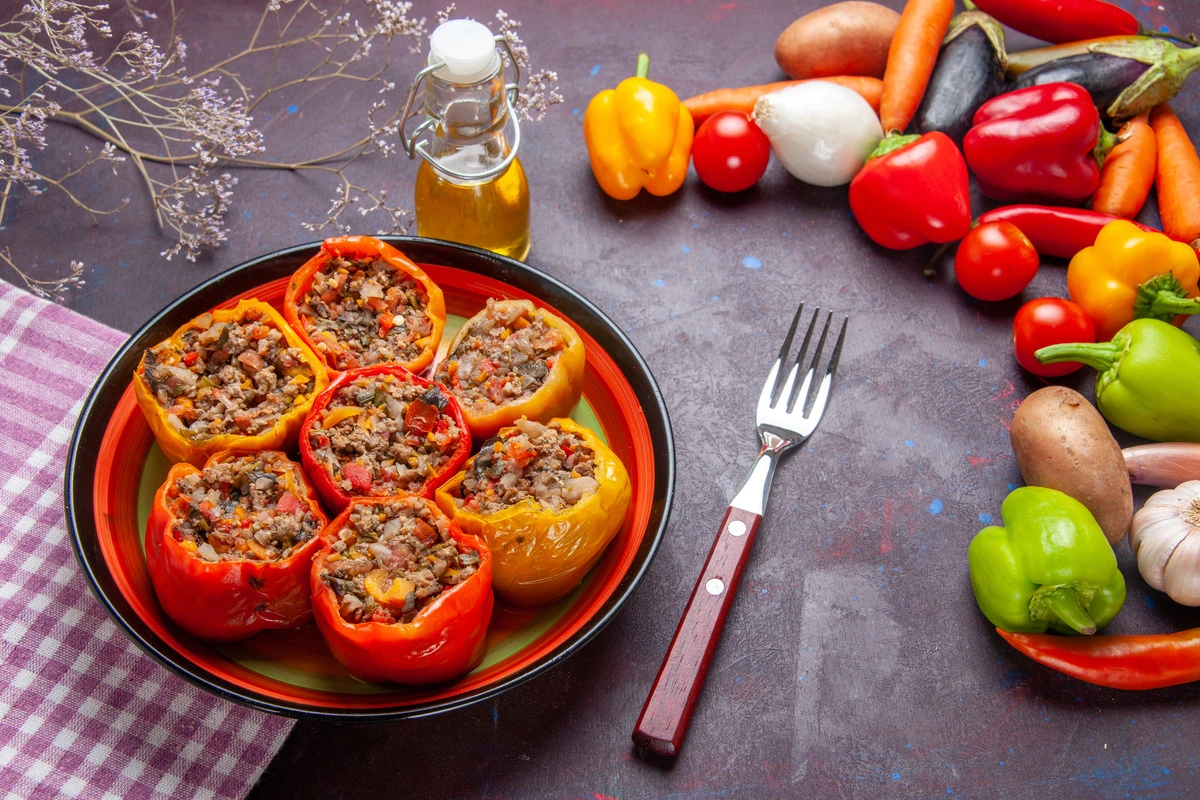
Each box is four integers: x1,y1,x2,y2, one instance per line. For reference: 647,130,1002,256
283,235,446,375
133,299,328,466
432,299,586,441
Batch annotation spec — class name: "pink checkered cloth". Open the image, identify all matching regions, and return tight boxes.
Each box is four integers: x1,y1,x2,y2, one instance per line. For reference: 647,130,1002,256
0,280,292,800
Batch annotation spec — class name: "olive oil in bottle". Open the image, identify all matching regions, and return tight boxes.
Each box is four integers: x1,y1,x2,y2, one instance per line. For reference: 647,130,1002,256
404,19,531,260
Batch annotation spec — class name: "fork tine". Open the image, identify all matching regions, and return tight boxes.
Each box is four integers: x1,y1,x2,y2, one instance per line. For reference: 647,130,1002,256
827,316,849,378
789,311,832,412
764,304,804,405
774,307,818,408
801,316,848,422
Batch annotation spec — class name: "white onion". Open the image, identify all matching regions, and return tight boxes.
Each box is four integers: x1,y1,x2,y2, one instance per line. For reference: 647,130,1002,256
752,81,883,187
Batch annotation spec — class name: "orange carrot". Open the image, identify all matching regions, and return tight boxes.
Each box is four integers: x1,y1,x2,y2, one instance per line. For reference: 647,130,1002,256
879,0,954,134
683,76,883,127
1151,103,1200,247
1090,112,1156,219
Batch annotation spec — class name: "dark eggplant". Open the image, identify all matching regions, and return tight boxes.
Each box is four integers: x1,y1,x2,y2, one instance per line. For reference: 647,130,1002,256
1010,38,1200,122
914,12,1007,144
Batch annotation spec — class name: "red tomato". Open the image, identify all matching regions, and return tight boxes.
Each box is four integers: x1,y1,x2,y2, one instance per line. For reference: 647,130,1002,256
954,222,1040,302
341,462,373,493
1013,298,1096,377
691,112,771,193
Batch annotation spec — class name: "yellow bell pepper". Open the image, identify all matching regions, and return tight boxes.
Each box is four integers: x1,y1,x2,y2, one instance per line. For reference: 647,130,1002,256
435,418,632,606
1066,220,1200,340
583,53,694,201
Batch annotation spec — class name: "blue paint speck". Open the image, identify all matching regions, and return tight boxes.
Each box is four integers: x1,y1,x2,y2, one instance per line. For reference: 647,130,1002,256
589,64,602,76
742,256,763,269
1165,768,1172,775
1161,25,1171,33
1145,594,1158,611
1007,483,1017,491
572,108,580,116
241,210,253,219
905,440,914,448
979,359,987,367
287,104,300,114
681,245,691,253
979,513,993,524
947,790,954,795
711,295,719,301
491,705,499,724
653,279,665,287
929,499,943,515
892,773,901,781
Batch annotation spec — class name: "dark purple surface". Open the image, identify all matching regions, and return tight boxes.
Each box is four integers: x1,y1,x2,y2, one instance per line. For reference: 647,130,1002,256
17,0,1200,797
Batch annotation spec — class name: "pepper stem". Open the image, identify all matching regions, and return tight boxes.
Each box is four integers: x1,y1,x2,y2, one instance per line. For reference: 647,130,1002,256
1035,340,1122,372
636,52,650,79
1134,272,1200,322
1094,125,1119,169
1146,291,1200,317
1030,586,1097,635
869,133,921,161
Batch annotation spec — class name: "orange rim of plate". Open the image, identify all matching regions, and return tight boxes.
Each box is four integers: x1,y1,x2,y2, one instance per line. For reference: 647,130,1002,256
68,239,673,718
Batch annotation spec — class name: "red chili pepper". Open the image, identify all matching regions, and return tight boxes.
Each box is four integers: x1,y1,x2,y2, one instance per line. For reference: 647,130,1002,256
299,364,471,513
145,451,331,641
968,0,1137,45
310,497,494,684
997,627,1200,690
977,205,1158,260
848,132,973,250
964,83,1117,203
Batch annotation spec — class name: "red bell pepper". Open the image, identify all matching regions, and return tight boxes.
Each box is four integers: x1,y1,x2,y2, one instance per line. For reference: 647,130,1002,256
964,83,1118,202
310,496,494,684
977,205,1157,260
299,364,471,513
848,132,972,250
968,0,1137,45
145,450,331,641
998,627,1200,690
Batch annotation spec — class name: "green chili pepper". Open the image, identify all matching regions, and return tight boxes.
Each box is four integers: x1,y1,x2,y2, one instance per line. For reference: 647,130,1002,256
969,487,1125,635
1036,318,1200,442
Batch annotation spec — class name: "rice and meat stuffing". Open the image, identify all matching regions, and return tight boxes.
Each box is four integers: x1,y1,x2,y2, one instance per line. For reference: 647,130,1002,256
451,418,600,515
318,498,480,624
307,374,462,496
433,299,565,410
167,453,322,563
143,309,316,438
294,256,433,369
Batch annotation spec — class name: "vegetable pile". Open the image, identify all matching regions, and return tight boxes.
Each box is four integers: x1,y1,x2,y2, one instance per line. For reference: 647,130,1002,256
580,0,1200,691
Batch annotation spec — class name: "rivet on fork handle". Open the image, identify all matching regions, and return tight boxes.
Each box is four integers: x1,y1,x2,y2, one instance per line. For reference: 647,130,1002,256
631,505,763,763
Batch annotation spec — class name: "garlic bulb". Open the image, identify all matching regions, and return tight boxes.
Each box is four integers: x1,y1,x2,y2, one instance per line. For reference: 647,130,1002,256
1129,480,1200,606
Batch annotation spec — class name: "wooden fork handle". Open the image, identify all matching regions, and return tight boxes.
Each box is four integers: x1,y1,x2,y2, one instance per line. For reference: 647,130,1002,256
632,505,762,764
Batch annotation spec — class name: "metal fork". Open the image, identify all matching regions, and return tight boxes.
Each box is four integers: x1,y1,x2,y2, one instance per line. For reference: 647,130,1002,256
632,304,848,764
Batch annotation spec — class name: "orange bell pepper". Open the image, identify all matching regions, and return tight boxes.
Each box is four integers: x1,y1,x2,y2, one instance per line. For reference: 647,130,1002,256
283,235,446,375
133,299,328,467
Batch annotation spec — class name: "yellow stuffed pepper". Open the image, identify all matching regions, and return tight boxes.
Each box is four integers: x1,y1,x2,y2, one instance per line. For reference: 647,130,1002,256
432,299,586,442
583,53,693,201
435,417,632,606
133,299,328,466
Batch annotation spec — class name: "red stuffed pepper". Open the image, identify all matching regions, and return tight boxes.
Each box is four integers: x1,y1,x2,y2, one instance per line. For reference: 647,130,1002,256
299,365,470,513
964,83,1117,202
848,132,972,250
145,450,331,641
311,496,493,684
283,235,446,376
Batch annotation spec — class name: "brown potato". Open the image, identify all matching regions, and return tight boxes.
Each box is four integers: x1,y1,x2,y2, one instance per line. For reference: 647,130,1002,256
774,2,901,81
1010,386,1133,545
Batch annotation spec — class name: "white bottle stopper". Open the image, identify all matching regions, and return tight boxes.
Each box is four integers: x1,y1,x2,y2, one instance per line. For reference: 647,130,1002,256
428,19,500,84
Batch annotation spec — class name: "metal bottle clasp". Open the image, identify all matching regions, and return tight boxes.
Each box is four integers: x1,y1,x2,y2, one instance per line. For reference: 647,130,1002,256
399,35,522,183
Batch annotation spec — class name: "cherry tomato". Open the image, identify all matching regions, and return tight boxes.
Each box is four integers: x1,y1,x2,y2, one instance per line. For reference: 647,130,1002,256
1013,297,1096,377
954,222,1040,302
691,112,771,193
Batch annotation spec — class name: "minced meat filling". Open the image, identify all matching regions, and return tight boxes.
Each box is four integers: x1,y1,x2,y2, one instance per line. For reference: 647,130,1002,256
307,374,462,497
318,498,480,624
295,256,433,370
433,299,565,411
143,310,316,439
452,419,599,515
166,453,321,563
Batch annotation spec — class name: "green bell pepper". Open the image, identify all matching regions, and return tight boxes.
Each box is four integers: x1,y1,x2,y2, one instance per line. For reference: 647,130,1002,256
969,487,1125,635
1035,318,1200,443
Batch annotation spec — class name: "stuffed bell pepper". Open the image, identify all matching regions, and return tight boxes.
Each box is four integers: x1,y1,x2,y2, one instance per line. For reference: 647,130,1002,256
432,299,586,441
435,417,631,606
283,235,446,375
146,450,331,641
299,365,471,513
311,496,493,684
133,299,328,467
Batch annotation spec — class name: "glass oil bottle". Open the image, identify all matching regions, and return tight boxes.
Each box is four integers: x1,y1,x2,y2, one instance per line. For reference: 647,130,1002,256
401,19,530,261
